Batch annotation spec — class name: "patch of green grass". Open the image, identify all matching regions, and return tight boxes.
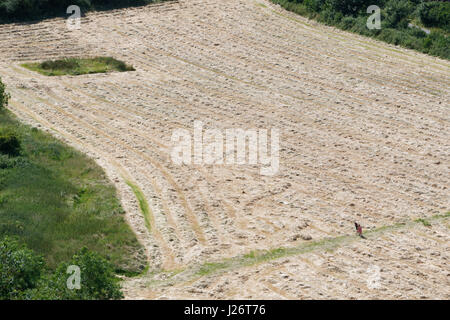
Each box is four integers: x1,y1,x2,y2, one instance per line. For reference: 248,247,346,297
22,57,135,76
432,211,450,219
0,109,145,273
186,212,450,280
190,235,352,278
197,262,230,276
125,180,152,232
415,218,431,227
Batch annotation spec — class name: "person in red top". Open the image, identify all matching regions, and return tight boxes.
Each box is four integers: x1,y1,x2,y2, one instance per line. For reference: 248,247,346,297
354,222,366,239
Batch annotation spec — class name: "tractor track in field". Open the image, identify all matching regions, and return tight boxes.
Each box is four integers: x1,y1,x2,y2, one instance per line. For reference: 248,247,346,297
1,0,448,299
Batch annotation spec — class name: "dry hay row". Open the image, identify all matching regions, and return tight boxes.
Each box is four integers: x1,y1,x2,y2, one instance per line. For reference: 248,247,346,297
22,20,442,238
112,24,448,143
153,0,450,90
101,25,446,154
139,0,449,99
4,53,446,258
112,18,447,128
51,67,430,235
81,34,448,218
85,24,446,179
1,1,446,130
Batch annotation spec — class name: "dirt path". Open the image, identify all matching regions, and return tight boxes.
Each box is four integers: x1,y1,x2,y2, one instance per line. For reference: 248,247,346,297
1,0,448,299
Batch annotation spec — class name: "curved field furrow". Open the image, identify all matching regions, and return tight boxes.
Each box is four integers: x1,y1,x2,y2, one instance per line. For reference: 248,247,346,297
128,14,448,105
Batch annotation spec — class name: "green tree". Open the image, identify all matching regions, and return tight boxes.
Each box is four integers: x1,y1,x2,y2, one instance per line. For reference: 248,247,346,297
0,237,45,300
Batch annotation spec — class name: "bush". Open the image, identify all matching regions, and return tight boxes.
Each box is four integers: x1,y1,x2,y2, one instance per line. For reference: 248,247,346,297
325,0,374,16
339,16,357,30
27,247,124,300
318,6,343,25
0,128,21,157
378,28,405,45
0,237,124,300
0,237,45,300
419,1,450,32
426,30,450,58
303,0,326,13
383,0,414,29
0,77,9,109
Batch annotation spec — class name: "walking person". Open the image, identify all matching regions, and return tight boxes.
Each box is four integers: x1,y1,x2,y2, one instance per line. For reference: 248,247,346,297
354,222,366,239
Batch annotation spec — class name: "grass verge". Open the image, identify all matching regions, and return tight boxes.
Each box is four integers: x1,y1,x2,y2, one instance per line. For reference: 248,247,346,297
125,180,152,232
21,57,135,76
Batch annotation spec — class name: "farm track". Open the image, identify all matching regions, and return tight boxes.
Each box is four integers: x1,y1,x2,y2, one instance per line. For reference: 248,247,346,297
1,0,449,299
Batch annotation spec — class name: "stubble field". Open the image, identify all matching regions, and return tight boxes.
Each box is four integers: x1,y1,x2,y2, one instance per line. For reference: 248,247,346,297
1,0,449,299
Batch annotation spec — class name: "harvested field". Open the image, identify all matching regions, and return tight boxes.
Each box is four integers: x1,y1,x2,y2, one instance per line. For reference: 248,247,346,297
0,0,449,299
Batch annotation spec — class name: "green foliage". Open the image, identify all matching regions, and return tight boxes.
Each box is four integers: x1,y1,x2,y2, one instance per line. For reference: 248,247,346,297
41,59,80,71
424,30,450,57
0,154,28,169
26,247,123,300
383,0,414,29
303,0,326,13
419,1,450,32
415,218,431,227
339,16,357,30
0,77,9,110
0,238,123,300
0,128,21,156
317,5,343,25
0,237,45,300
326,0,374,16
22,57,135,76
